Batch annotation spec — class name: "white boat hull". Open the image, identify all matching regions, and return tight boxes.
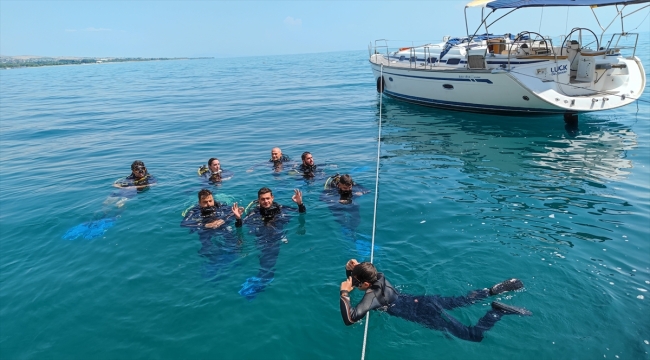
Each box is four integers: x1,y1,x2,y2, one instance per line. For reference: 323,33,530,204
370,54,645,114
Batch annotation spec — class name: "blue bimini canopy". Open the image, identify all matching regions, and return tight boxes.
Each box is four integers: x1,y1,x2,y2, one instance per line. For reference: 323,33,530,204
466,0,649,9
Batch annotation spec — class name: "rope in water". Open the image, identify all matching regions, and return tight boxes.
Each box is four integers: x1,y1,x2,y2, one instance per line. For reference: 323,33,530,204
361,64,384,360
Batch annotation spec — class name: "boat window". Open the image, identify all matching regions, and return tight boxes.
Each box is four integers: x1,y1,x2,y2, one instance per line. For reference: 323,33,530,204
427,57,437,64
399,56,405,61
410,56,416,62
443,84,454,90
446,58,461,65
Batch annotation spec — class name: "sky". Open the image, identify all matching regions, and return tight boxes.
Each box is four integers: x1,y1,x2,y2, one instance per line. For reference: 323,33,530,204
1,0,648,58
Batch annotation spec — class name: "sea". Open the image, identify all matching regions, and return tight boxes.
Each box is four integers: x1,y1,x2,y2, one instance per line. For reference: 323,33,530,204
1,34,648,360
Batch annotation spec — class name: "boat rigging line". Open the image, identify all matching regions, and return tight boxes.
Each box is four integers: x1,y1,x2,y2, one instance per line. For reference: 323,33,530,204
360,64,384,360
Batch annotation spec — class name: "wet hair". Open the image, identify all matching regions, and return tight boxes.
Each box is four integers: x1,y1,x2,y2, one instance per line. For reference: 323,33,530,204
352,262,378,284
339,174,353,186
198,189,213,201
258,187,273,198
208,158,219,167
301,152,311,161
131,160,145,171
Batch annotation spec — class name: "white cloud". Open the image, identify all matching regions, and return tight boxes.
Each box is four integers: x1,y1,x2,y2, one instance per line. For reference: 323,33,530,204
84,27,111,32
284,16,302,27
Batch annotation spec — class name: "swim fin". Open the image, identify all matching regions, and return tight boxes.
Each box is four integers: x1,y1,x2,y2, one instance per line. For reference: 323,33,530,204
63,218,116,240
238,276,274,300
491,301,532,316
489,278,524,295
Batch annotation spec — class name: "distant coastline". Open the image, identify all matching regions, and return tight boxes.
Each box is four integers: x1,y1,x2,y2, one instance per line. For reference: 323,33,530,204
0,56,213,69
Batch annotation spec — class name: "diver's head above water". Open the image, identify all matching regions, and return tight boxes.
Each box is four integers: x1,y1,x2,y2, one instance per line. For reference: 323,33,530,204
198,189,217,216
337,174,354,203
351,261,377,290
207,158,221,173
271,147,283,162
130,160,147,180
301,152,314,167
257,187,274,209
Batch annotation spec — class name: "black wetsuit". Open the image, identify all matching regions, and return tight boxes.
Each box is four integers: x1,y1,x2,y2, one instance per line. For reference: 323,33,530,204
339,271,509,342
235,201,305,298
321,177,371,256
297,163,323,179
200,169,234,184
181,203,240,280
114,172,157,197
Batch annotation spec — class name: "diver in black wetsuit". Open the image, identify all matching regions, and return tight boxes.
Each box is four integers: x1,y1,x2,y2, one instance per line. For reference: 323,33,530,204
113,160,157,190
339,260,532,342
232,187,306,299
181,189,241,280
247,147,293,173
295,151,323,179
321,174,372,257
197,157,234,184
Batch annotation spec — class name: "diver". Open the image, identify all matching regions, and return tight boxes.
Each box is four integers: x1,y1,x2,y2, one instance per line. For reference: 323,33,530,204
231,187,306,299
197,157,234,184
295,151,323,179
323,174,369,205
113,160,157,190
181,189,242,280
247,147,293,173
339,260,531,342
321,174,372,258
63,160,156,240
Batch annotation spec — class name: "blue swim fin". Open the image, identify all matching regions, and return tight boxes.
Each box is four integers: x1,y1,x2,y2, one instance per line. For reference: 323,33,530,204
238,276,274,300
63,222,91,240
63,218,116,240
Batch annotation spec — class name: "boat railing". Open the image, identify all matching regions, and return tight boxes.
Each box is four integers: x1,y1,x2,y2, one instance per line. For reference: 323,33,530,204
504,31,559,70
604,32,640,59
370,39,390,62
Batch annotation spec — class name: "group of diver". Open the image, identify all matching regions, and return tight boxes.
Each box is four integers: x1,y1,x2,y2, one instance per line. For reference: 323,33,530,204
109,147,532,342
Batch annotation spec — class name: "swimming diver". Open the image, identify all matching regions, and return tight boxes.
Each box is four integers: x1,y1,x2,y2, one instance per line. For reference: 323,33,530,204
197,157,234,184
231,187,305,299
339,260,531,342
295,151,323,180
321,174,372,258
246,147,293,173
113,160,157,190
63,160,157,240
180,189,242,280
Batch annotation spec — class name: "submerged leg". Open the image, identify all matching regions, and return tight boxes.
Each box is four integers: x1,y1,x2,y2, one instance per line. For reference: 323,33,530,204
239,236,281,299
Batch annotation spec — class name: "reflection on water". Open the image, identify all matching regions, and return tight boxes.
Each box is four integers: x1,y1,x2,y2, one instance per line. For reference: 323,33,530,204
378,99,638,246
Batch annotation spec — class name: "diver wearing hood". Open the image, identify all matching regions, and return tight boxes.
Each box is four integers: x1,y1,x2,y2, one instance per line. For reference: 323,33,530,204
113,160,157,190
339,260,532,342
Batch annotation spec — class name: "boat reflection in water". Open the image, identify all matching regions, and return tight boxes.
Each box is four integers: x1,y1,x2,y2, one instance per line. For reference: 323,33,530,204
377,99,638,246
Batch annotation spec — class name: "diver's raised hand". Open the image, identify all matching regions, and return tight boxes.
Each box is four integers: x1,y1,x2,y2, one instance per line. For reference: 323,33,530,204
292,189,303,205
346,259,359,271
232,202,244,219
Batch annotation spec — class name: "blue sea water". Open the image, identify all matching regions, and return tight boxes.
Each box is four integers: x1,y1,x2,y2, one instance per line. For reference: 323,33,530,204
1,36,649,359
